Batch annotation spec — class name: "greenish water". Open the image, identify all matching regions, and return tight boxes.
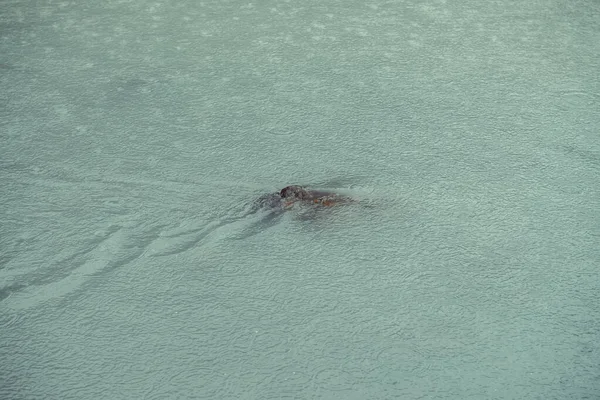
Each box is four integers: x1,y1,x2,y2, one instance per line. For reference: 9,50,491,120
1,0,599,398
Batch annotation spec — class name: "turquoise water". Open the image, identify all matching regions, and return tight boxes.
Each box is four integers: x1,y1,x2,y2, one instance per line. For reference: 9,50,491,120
1,1,599,398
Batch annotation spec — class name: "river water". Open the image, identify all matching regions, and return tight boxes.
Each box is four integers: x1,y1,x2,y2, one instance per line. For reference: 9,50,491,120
1,0,599,398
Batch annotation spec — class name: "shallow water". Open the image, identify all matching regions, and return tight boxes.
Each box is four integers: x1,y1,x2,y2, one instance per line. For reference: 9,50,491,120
1,0,599,399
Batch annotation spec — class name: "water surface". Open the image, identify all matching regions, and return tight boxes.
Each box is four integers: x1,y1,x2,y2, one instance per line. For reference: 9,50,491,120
1,0,599,398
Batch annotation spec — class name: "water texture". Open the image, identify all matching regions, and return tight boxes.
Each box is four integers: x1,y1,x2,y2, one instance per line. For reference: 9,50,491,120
1,0,599,399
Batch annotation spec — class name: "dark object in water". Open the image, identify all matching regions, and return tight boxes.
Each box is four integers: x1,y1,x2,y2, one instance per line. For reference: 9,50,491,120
257,185,348,209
